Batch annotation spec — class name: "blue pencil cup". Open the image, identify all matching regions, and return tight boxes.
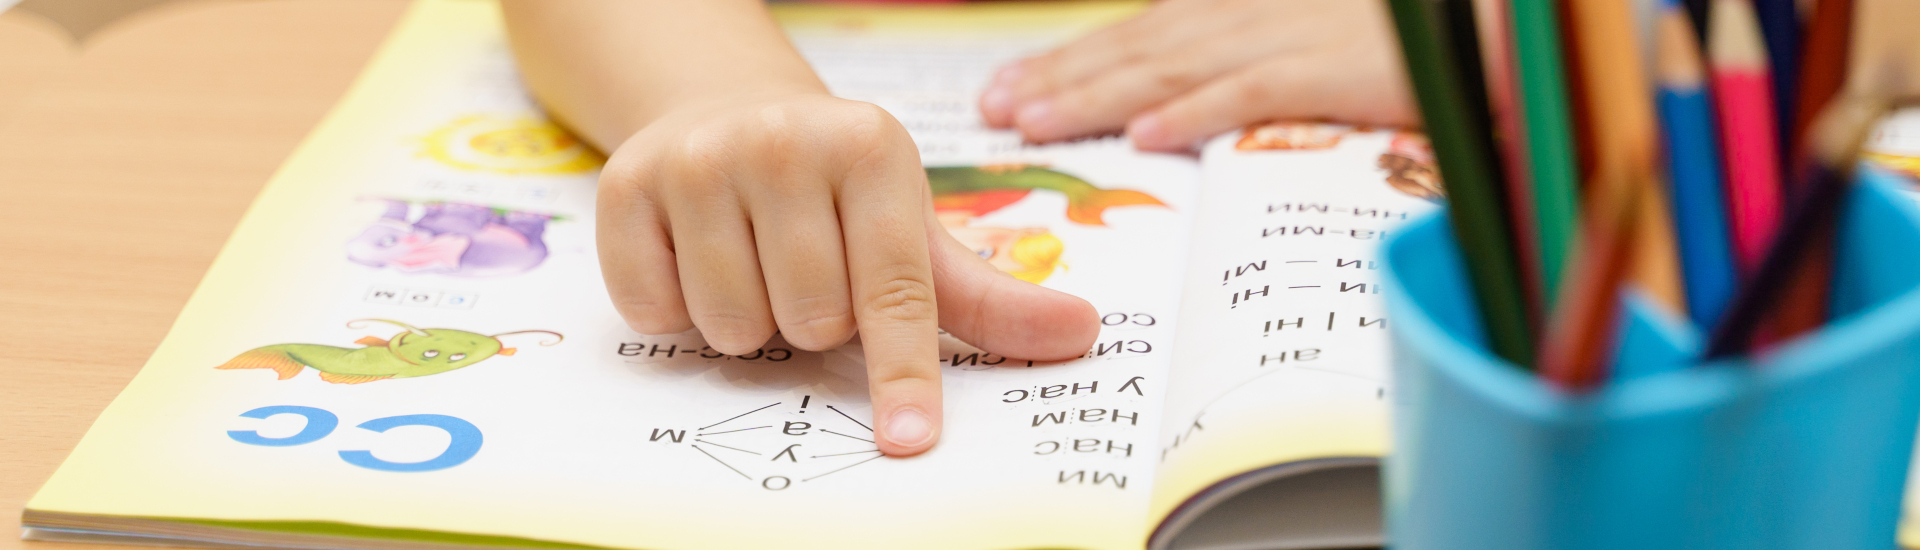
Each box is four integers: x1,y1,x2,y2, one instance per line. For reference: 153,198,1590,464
1381,173,1920,550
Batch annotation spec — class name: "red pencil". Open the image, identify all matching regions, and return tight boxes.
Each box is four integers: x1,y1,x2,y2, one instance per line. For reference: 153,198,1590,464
1790,0,1855,173
1709,0,1784,275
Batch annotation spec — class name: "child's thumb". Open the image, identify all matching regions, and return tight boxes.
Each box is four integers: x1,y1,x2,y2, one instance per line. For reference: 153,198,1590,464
926,219,1100,361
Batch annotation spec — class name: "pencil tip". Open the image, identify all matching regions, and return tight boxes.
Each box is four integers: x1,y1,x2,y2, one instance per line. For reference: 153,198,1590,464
1708,0,1769,68
1655,11,1705,86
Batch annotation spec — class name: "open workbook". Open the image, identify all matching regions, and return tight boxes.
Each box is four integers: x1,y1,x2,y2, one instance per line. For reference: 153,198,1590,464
19,1,1512,549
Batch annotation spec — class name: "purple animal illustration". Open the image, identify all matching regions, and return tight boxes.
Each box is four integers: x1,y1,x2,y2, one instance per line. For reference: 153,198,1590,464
347,200,553,277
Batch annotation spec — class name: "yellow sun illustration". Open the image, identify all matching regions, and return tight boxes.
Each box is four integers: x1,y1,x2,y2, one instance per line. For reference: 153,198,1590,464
417,114,604,175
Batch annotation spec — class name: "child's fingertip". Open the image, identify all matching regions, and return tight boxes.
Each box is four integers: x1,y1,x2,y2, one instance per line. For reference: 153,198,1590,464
1125,113,1185,151
1014,100,1059,140
1125,113,1163,139
881,406,936,455
980,86,1018,127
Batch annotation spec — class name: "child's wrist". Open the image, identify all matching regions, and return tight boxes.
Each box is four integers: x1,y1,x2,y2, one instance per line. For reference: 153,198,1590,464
616,85,840,147
655,82,829,118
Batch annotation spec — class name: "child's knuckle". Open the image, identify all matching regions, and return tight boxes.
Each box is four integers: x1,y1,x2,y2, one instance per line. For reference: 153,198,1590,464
616,301,690,335
669,135,737,187
862,277,936,321
1231,76,1278,105
835,101,894,134
782,306,855,350
697,310,775,352
1151,65,1202,92
673,130,730,166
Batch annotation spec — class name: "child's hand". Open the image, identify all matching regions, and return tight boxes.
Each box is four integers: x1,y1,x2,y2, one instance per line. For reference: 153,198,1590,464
978,0,1417,150
596,92,1102,456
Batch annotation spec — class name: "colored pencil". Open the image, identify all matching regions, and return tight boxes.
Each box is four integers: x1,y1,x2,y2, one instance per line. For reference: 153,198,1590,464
1707,93,1888,358
1709,0,1784,274
1754,0,1800,169
1540,171,1645,389
1771,0,1855,339
1564,0,1689,315
1507,0,1582,310
1473,0,1544,323
1767,224,1835,340
1385,0,1536,367
1631,180,1690,316
1789,0,1855,176
1683,0,1711,44
1655,1,1740,328
1562,0,1661,204
1633,0,1663,81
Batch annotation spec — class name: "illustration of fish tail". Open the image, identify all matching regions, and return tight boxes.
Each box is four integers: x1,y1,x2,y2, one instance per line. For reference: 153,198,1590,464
1065,189,1169,226
214,347,307,380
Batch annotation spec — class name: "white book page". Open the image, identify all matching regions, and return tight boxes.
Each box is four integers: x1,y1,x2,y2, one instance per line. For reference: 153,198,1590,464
1867,106,1920,207
1149,125,1440,522
28,4,1206,550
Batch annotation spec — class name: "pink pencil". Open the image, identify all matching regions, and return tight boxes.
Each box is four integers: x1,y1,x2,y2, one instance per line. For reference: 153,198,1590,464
1709,0,1783,274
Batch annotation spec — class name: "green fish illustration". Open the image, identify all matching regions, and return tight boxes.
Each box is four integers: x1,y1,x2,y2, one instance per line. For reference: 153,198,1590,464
215,319,561,384
926,165,1167,225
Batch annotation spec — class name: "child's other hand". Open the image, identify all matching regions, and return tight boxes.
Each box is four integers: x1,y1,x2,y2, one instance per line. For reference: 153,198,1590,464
597,92,1101,456
978,0,1417,151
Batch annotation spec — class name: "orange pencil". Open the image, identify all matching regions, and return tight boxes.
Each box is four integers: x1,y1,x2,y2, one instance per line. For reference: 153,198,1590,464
1563,0,1687,315
1709,0,1784,274
1633,181,1687,317
1564,0,1661,186
1540,171,1644,389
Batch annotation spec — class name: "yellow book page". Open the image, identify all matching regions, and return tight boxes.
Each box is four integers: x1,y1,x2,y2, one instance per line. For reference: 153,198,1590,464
24,1,1237,550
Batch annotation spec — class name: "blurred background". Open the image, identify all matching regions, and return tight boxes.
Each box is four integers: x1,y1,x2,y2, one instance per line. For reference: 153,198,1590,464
9,0,197,40
3,0,247,120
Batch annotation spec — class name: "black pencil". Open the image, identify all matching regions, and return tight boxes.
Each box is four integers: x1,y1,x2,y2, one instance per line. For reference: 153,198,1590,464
1385,0,1535,366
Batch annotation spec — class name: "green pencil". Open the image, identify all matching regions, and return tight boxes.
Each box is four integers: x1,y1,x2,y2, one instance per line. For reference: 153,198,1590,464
1507,0,1581,311
1386,0,1536,367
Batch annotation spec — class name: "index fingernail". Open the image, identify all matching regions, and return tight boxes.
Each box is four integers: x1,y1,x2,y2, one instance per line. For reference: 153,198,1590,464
1127,113,1166,141
1126,113,1177,150
885,408,934,447
981,86,1016,120
1015,100,1058,137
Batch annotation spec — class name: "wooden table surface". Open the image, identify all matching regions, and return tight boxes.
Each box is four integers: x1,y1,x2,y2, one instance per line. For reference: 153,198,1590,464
0,2,409,549
0,10,71,126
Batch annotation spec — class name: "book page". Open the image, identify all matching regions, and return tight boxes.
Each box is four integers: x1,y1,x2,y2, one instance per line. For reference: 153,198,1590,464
26,2,1207,550
1868,106,1920,205
1148,125,1440,526
1867,106,1920,549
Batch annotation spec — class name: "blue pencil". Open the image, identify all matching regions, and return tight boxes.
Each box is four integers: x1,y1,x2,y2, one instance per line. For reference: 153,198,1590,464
1655,1,1739,328
1753,0,1798,171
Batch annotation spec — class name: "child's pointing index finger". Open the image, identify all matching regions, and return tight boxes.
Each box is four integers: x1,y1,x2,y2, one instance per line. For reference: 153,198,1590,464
833,114,944,457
